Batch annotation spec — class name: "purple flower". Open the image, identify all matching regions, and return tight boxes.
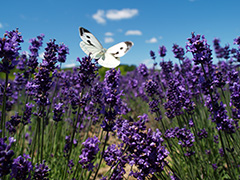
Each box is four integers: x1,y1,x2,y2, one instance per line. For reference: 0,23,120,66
0,28,24,73
219,148,224,157
0,137,15,177
130,128,169,179
230,82,240,109
138,64,149,77
115,115,169,179
212,39,230,60
150,50,156,60
212,69,226,88
212,164,218,171
11,154,33,180
103,143,128,180
175,127,195,147
233,36,240,48
205,149,211,155
63,135,78,157
6,113,21,134
67,159,74,174
164,79,195,119
42,39,59,71
101,69,129,131
197,128,208,140
79,136,100,171
145,79,159,97
231,48,240,62
53,102,64,122
22,103,34,125
165,127,195,156
186,33,212,65
189,118,194,127
29,34,44,57
13,72,27,91
222,44,230,60
57,43,69,63
169,172,180,180
27,34,44,73
17,52,28,71
207,96,237,133
172,44,185,60
33,160,51,180
159,45,167,57
31,67,52,107
77,55,98,88
159,60,173,82
213,38,224,59
214,135,219,144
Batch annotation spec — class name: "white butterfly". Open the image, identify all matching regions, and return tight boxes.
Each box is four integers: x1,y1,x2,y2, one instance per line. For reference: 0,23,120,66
79,27,133,68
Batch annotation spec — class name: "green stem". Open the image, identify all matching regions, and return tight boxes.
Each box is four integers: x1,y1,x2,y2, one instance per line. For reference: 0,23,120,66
1,72,8,138
31,118,39,163
37,115,41,163
63,104,82,180
218,131,235,179
41,113,45,162
93,130,109,180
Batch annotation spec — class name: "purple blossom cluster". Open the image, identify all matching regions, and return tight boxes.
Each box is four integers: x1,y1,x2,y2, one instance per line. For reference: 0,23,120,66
0,29,23,73
101,68,129,131
79,136,100,171
165,127,195,156
63,135,78,157
1,28,240,179
6,113,21,134
11,154,32,180
0,137,15,177
27,34,45,73
33,160,51,180
112,115,169,179
172,44,185,61
186,33,213,65
159,45,167,58
103,143,128,180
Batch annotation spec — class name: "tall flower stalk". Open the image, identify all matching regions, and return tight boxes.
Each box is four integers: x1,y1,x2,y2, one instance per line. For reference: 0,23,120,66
0,29,23,137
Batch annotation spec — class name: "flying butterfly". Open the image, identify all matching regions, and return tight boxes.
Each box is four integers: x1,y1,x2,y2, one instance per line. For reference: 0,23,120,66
79,27,133,68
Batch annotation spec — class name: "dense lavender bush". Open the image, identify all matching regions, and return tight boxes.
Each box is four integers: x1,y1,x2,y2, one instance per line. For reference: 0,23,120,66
1,28,240,179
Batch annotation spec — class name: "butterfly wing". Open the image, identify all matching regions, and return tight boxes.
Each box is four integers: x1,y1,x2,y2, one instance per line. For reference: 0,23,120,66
106,41,134,57
79,27,105,59
79,27,133,68
79,27,103,50
98,53,120,68
80,41,102,59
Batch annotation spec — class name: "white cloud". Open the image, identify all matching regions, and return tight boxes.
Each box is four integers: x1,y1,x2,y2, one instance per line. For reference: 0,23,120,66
0,23,3,29
140,59,160,69
64,63,77,68
146,37,158,43
106,8,138,20
104,37,114,43
39,52,44,59
92,10,106,24
117,29,123,33
105,32,114,36
125,30,142,36
140,59,153,69
92,8,138,24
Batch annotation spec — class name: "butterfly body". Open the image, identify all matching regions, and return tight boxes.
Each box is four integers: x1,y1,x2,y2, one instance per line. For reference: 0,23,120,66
79,27,133,68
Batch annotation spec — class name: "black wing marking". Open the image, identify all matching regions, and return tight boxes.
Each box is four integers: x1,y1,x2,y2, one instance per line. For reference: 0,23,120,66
79,27,103,49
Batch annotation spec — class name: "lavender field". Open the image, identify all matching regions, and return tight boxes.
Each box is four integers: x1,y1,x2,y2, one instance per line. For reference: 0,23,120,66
1,28,240,180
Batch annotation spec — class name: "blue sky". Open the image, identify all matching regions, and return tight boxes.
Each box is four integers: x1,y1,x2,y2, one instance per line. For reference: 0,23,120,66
1,0,240,68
